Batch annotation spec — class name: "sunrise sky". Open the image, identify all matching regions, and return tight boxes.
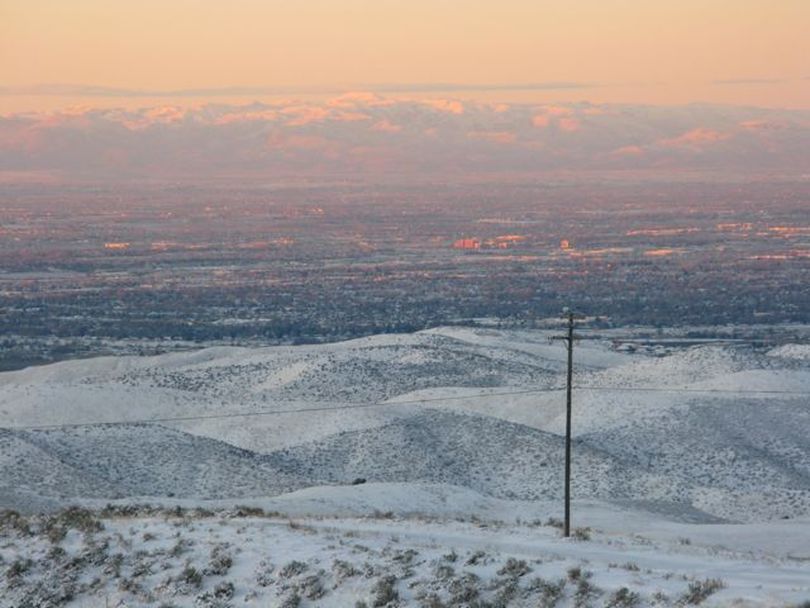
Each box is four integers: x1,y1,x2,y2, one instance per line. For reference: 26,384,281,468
2,0,809,112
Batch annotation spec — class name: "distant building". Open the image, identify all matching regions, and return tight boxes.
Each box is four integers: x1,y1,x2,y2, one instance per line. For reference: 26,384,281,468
453,238,481,250
486,234,526,249
453,235,527,250
104,242,131,250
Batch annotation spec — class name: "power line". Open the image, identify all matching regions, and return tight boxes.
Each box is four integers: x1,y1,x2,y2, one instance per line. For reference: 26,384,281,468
4,388,561,431
574,386,810,395
4,384,808,432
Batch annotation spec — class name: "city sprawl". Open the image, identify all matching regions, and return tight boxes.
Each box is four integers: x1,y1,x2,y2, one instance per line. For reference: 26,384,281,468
1,178,807,368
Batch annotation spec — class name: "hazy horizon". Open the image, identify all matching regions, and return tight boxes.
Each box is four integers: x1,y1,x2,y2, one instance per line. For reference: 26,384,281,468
1,96,807,184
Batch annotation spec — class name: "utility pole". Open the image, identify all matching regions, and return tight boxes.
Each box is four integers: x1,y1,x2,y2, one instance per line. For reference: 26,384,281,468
552,308,582,538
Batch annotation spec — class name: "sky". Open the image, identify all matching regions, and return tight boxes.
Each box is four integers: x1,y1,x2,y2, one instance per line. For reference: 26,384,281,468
1,1,808,182
2,0,809,112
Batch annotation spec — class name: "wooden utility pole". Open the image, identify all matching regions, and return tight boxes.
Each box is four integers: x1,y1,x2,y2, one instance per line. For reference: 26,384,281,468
553,308,582,538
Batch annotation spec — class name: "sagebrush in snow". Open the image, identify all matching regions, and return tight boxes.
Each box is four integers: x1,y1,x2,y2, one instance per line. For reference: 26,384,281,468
679,577,726,605
607,587,641,608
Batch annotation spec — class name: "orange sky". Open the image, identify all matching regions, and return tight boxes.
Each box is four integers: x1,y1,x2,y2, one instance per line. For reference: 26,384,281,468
2,0,809,112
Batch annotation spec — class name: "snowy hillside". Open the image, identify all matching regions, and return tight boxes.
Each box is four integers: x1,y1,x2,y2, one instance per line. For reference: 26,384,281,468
0,326,809,523
0,424,304,502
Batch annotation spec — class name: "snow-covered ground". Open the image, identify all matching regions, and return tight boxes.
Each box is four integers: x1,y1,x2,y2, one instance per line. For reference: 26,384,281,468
0,326,809,606
2,486,809,607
